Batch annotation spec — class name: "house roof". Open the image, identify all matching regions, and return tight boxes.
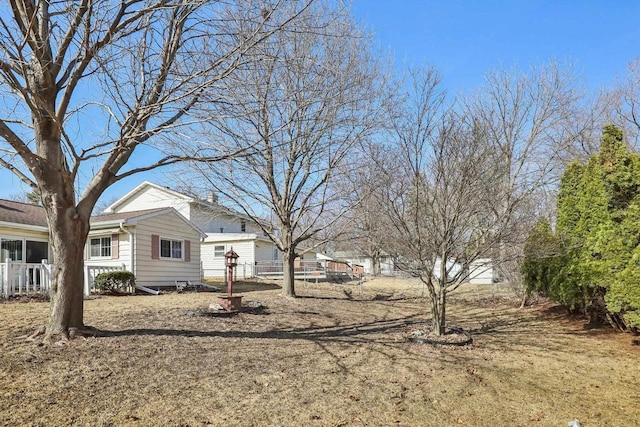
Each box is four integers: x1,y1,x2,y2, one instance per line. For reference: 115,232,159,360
0,199,48,228
90,208,167,224
104,180,263,225
0,200,205,237
91,207,206,237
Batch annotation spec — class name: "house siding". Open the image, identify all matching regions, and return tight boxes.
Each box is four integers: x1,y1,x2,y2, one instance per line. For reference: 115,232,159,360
202,240,255,278
113,186,192,219
192,205,260,234
133,211,201,287
255,242,279,262
85,232,132,271
469,259,495,285
0,226,48,241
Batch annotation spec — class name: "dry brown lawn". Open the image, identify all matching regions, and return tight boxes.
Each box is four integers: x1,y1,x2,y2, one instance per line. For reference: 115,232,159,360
0,277,638,427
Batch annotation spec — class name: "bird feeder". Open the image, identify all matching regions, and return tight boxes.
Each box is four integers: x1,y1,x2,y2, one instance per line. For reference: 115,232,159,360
224,248,239,294
217,247,242,311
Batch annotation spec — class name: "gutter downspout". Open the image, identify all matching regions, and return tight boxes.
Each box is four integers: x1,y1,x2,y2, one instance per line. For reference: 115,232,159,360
119,222,135,277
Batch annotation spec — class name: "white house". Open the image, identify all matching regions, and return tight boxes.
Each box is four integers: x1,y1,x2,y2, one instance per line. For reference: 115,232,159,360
332,251,395,276
0,199,203,295
468,258,496,285
103,181,284,278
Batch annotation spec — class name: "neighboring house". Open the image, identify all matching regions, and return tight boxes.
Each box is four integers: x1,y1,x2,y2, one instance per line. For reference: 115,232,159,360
317,252,363,276
88,208,205,288
468,258,497,285
103,181,283,278
332,251,395,276
0,199,203,292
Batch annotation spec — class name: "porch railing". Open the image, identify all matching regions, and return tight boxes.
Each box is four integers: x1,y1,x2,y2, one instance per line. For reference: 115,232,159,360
0,259,52,297
84,264,126,295
0,258,125,298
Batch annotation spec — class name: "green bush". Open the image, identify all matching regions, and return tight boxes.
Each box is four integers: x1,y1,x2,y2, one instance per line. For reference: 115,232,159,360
94,271,136,294
524,126,640,331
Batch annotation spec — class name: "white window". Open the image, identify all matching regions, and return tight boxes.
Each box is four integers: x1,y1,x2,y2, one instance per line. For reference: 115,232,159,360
0,239,49,263
1,239,23,261
26,241,48,263
241,221,246,232
214,245,225,258
161,238,182,260
90,236,111,258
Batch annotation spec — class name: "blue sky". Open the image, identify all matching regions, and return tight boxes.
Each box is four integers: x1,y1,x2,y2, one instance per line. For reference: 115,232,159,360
2,1,640,203
351,0,640,92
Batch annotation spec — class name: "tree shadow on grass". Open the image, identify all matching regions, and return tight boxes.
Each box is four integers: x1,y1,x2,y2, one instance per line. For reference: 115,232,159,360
202,280,282,293
96,313,422,343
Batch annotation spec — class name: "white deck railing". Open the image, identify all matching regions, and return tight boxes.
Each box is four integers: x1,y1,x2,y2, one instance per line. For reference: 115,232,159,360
0,259,52,297
84,264,126,295
0,258,125,298
254,260,334,278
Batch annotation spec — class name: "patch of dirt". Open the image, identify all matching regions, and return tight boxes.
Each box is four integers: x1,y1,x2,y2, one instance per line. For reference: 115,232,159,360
405,323,473,346
0,293,50,303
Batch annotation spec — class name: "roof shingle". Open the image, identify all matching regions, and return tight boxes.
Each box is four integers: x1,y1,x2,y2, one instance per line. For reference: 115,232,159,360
0,199,48,228
0,199,167,229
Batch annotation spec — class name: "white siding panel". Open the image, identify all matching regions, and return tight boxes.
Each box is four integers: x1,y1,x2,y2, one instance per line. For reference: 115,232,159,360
301,250,317,261
115,186,191,219
133,211,201,287
255,242,279,261
201,240,255,278
469,259,494,285
192,206,263,234
0,226,48,241
84,232,132,271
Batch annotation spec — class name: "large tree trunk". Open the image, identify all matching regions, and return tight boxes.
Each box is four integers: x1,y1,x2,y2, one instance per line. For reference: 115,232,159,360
282,249,296,297
42,192,92,341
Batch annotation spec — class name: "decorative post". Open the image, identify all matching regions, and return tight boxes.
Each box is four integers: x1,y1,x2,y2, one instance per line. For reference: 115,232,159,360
225,248,239,296
217,247,242,311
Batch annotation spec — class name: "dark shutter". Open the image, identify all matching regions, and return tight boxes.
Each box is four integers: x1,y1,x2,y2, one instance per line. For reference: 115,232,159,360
111,234,119,259
184,240,191,262
151,234,159,260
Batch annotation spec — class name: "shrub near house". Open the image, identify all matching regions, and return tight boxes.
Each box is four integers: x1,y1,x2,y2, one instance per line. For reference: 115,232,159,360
94,271,136,294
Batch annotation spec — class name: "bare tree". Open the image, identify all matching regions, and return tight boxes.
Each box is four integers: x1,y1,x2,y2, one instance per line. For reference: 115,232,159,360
180,1,387,296
333,142,396,276
0,0,312,341
377,64,588,335
610,57,640,147
379,80,500,335
462,63,591,298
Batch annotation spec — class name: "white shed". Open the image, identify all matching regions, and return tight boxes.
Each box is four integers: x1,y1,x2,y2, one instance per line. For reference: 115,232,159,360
468,258,495,285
